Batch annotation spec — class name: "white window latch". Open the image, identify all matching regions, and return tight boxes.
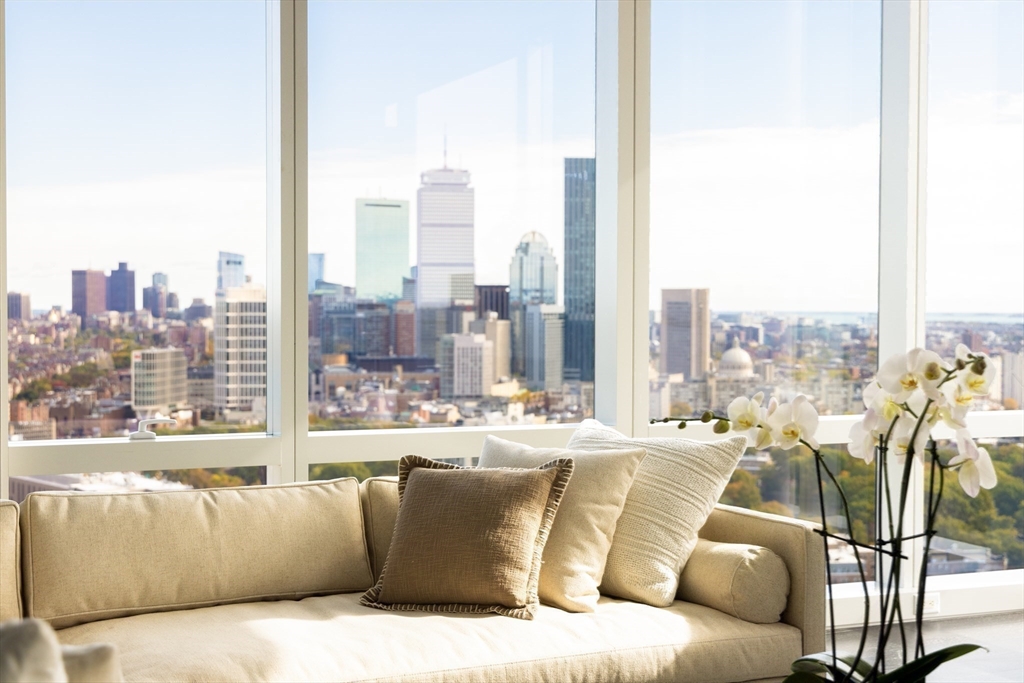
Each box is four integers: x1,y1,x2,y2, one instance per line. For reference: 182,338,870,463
129,418,178,441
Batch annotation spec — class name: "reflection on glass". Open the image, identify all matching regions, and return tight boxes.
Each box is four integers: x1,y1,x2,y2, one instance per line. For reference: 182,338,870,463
307,0,597,431
6,1,269,440
925,0,1024,411
648,0,882,421
927,439,1023,575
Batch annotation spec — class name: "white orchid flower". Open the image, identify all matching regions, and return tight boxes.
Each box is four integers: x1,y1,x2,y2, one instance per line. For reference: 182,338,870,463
728,392,764,432
752,426,774,450
958,352,996,397
937,381,972,430
863,381,902,431
848,409,879,464
766,395,820,450
891,412,930,463
949,431,998,498
877,348,947,402
727,392,770,449
766,397,779,418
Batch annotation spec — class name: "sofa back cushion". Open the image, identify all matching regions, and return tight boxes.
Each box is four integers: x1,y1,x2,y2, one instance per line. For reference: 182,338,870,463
1,500,21,621
359,477,400,582
21,479,373,629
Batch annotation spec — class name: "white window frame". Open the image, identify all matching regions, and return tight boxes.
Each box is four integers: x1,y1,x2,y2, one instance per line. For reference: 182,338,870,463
0,0,1021,625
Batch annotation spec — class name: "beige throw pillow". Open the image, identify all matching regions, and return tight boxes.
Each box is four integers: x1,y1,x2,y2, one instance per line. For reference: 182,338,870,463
478,435,646,613
567,419,746,607
360,455,573,620
677,539,790,624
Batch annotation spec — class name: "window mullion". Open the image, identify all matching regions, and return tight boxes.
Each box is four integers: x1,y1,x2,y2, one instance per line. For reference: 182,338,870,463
595,0,640,435
878,0,928,592
265,0,299,485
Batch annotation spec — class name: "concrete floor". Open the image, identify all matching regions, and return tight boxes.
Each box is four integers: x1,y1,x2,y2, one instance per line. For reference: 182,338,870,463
833,611,1023,682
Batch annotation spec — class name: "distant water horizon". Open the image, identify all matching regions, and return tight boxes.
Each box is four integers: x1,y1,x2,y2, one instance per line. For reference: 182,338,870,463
713,311,1024,326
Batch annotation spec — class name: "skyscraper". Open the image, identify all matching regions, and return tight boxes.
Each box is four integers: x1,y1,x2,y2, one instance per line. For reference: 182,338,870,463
392,300,416,356
71,269,107,324
7,292,30,321
308,253,325,295
214,283,267,417
131,348,187,418
356,199,409,301
469,312,511,381
217,252,246,292
563,158,596,382
142,284,167,319
440,333,494,399
416,166,475,356
525,304,564,391
143,273,168,318
660,288,711,380
474,284,510,321
106,262,135,313
509,232,558,376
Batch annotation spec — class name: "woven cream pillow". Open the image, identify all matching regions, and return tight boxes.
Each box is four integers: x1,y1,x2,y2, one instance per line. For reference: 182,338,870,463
567,419,746,607
360,455,574,620
479,436,646,613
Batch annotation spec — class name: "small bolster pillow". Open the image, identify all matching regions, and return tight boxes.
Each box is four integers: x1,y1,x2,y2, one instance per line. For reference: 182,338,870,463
677,538,790,624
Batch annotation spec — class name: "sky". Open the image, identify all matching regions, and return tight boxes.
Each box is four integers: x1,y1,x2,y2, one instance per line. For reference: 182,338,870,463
5,0,1023,318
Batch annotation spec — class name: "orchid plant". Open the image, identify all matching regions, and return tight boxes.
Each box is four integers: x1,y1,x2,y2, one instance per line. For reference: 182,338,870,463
655,344,999,683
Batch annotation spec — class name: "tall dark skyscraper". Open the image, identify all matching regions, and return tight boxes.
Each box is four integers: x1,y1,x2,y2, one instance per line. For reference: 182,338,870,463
106,262,135,313
72,269,107,323
563,158,596,382
7,292,30,321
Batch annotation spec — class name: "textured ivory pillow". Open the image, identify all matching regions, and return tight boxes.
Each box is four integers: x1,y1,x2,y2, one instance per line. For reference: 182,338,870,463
478,435,645,613
677,538,790,624
567,419,746,607
360,455,574,620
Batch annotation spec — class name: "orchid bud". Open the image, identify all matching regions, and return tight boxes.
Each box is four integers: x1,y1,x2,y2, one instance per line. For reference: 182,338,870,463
924,362,942,381
677,420,687,430
700,411,714,423
971,358,987,376
713,420,730,434
955,358,967,371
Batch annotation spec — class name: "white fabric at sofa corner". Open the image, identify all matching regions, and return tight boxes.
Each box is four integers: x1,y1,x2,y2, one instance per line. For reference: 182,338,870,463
1,476,824,682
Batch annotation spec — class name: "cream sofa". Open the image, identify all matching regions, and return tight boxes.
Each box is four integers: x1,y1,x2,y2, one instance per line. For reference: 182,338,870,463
0,478,824,683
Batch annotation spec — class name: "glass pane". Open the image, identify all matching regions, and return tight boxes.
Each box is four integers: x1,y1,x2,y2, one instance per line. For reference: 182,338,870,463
924,0,1024,409
7,468,266,503
6,1,268,440
307,0,596,431
649,0,881,586
722,444,876,583
648,0,882,421
927,439,1023,575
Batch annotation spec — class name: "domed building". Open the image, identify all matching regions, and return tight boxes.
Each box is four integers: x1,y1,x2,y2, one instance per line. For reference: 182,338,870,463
718,338,755,379
705,337,763,412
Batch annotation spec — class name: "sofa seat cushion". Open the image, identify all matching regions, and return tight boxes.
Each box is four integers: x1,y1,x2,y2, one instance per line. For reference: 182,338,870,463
56,593,801,683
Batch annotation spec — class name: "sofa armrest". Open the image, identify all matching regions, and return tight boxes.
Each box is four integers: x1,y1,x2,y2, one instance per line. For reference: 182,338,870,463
1,500,22,621
698,504,824,655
